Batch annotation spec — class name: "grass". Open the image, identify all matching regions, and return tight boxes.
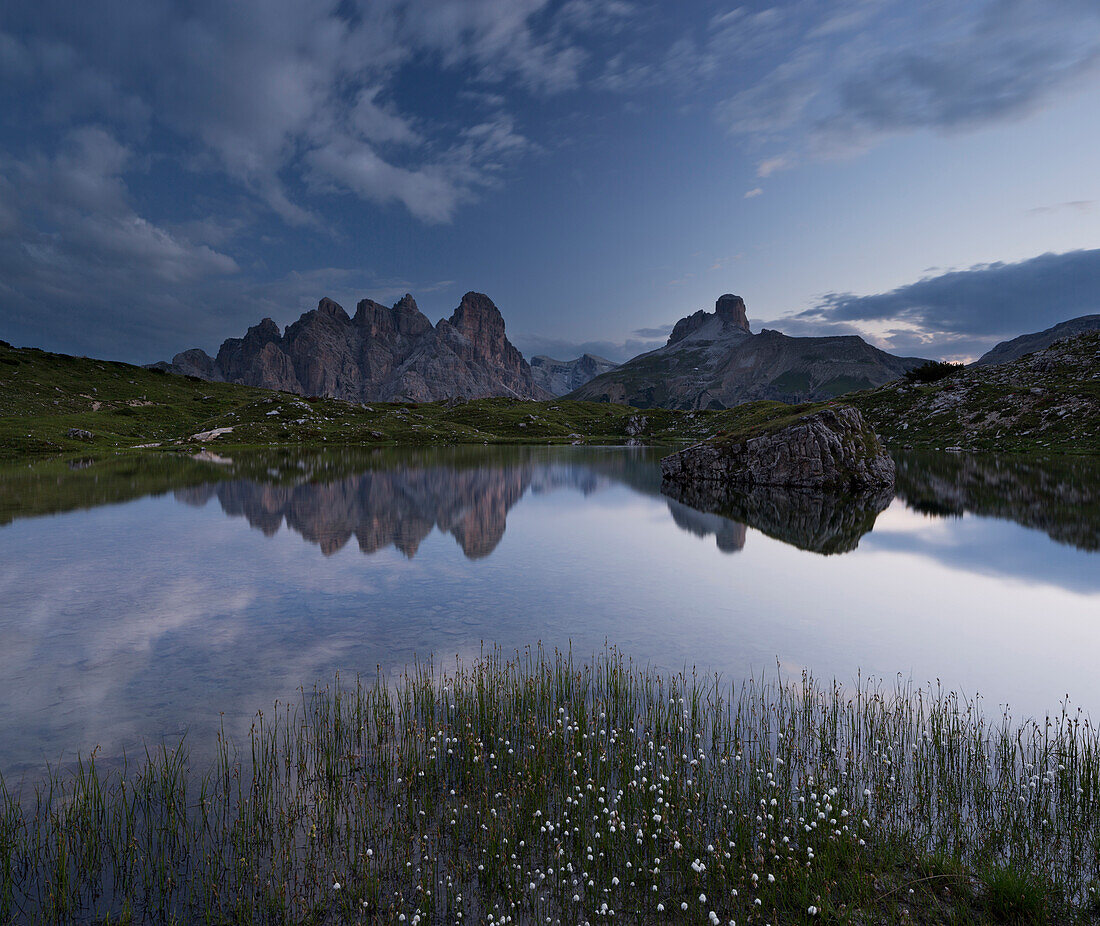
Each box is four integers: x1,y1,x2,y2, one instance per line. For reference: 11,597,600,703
847,334,1100,454
0,342,728,460
3,336,1097,462
3,647,1100,924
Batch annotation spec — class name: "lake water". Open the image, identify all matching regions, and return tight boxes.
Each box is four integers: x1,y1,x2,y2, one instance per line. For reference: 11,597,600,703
1,446,1098,779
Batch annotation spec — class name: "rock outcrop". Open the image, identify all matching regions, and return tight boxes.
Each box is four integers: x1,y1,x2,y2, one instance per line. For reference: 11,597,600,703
660,405,895,492
158,292,550,403
974,315,1100,366
530,353,619,396
667,293,751,345
568,294,927,409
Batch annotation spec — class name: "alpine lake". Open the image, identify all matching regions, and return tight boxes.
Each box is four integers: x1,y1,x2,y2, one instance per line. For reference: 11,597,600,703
1,444,1097,781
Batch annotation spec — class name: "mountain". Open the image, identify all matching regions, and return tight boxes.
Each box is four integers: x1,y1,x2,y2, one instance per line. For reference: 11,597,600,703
157,291,551,402
848,331,1100,453
529,353,619,395
567,294,928,409
973,314,1100,366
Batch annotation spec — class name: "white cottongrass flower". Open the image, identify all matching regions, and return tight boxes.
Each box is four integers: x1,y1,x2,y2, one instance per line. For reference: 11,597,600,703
332,881,341,890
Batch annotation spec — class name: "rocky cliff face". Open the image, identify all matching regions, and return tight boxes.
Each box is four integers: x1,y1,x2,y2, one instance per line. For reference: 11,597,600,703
568,294,926,409
973,314,1100,366
160,292,550,403
660,405,895,492
530,353,620,396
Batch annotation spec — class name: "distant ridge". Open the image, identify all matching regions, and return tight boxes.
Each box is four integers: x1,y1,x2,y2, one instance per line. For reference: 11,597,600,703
568,294,928,409
529,354,619,396
974,314,1100,366
155,292,551,403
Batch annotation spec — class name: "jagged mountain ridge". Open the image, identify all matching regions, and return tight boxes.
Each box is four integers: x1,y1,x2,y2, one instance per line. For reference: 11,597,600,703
529,353,619,396
158,291,551,403
973,314,1100,366
568,294,928,409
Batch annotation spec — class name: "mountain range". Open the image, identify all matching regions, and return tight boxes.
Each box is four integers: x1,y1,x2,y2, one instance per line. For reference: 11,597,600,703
155,287,1097,412
530,354,619,395
567,294,928,409
156,291,550,403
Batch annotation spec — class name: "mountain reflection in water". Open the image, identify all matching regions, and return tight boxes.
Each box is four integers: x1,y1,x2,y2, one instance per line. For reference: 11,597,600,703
171,450,887,558
172,449,663,559
2,444,1099,778
2,446,1099,557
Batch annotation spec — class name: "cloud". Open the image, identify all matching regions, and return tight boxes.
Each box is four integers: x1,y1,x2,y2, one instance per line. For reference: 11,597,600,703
743,187,763,199
792,248,1100,360
632,324,674,339
0,0,597,227
1027,200,1096,216
713,0,1100,171
0,128,243,355
0,127,464,361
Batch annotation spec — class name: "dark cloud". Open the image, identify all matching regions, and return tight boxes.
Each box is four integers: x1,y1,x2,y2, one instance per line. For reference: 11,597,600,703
0,0,626,357
0,0,611,224
796,248,1100,360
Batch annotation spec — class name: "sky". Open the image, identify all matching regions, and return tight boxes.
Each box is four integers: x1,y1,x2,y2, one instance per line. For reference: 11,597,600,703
0,0,1098,365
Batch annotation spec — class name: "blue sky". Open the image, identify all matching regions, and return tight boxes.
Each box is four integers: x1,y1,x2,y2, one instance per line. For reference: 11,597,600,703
0,0,1098,364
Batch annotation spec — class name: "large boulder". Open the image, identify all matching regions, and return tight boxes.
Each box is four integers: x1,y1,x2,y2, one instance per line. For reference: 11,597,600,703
660,405,895,491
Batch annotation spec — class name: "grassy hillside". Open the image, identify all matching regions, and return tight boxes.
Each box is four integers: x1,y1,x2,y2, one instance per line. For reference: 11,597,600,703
0,341,730,460
848,332,1100,453
4,333,1098,462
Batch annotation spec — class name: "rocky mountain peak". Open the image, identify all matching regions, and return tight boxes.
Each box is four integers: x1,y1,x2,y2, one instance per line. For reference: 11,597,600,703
450,292,505,336
315,297,350,322
160,289,548,402
393,293,420,315
667,293,752,345
715,294,750,331
571,292,928,409
250,318,282,342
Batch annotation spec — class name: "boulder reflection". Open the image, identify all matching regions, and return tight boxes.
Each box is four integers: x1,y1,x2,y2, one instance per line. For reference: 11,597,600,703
660,478,892,555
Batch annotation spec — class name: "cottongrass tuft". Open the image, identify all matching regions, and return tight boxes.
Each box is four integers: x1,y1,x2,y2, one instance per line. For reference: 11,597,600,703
1,645,1100,923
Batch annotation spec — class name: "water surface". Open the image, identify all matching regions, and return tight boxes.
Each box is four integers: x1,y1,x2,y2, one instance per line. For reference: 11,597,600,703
1,446,1097,777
